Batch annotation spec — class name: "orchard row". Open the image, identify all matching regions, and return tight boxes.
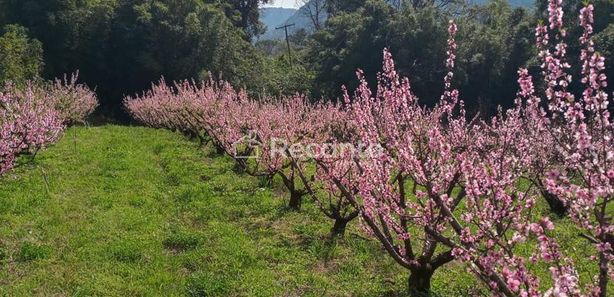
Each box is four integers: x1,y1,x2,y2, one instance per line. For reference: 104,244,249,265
124,1,611,296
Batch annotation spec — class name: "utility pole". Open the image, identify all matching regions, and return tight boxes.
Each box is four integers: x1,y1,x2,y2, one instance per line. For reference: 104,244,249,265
275,23,295,67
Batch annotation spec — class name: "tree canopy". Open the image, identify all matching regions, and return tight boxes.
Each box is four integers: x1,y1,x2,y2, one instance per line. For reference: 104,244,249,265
0,0,273,113
0,24,43,85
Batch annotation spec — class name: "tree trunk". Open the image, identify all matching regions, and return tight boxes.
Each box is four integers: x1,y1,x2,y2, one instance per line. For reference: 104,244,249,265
330,218,349,237
408,267,433,297
288,190,302,211
597,251,609,297
232,161,246,174
541,189,567,216
197,133,208,148
215,144,225,155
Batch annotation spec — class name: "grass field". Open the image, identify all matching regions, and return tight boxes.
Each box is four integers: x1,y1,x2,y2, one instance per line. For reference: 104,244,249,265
0,125,603,296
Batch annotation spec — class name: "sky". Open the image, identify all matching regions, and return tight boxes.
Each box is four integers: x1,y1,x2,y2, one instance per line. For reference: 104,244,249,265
263,0,302,9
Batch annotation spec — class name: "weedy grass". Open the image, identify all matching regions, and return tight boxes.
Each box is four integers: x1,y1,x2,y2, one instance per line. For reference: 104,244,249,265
0,125,595,296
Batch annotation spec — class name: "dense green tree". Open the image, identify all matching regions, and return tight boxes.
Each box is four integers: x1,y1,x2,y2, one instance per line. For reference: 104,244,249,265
454,0,534,113
595,23,614,90
0,0,608,116
289,28,310,47
326,0,368,15
226,0,271,39
0,0,116,79
254,31,316,97
535,0,614,96
0,24,43,85
386,6,449,105
107,1,266,100
255,39,285,56
308,0,395,99
261,56,315,97
0,0,276,112
307,0,535,114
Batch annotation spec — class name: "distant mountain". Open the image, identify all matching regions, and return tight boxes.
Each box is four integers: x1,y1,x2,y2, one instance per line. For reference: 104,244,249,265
258,0,534,41
469,0,535,8
259,1,327,40
506,0,535,8
259,7,298,39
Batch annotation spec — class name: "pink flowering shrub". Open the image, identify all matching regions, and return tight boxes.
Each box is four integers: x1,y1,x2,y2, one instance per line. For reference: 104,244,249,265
292,100,361,235
519,77,569,216
251,95,359,221
303,148,360,236
0,73,95,177
0,83,64,175
124,78,252,150
224,94,362,229
124,79,307,208
48,72,98,124
124,79,202,134
236,96,315,209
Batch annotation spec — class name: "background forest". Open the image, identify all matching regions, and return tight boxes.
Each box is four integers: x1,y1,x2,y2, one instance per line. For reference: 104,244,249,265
0,0,611,118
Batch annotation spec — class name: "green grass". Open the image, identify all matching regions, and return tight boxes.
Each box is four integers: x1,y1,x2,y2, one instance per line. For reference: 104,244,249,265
0,125,601,296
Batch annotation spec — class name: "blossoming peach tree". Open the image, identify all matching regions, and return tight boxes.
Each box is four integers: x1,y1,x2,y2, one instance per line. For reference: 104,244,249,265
315,1,612,294
529,1,612,295
311,22,467,294
48,72,98,125
0,83,63,175
268,95,361,231
0,74,97,177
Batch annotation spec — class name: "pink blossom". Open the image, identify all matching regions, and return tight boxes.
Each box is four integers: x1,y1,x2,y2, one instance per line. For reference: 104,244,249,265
1,82,66,175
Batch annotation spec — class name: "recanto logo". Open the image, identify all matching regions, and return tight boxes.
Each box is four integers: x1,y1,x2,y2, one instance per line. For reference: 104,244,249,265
230,130,262,159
